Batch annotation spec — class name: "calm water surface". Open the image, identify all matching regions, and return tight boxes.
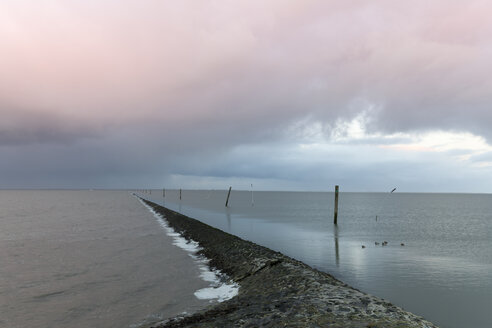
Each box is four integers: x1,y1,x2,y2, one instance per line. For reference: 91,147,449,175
142,190,492,328
0,190,209,328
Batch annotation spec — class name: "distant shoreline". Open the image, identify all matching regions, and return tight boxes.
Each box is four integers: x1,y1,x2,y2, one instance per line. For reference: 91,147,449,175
141,198,438,328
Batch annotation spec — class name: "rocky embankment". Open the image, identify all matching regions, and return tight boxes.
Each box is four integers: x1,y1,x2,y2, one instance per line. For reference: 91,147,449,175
142,199,438,328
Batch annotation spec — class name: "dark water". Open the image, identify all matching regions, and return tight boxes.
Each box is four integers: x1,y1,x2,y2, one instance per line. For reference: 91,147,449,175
0,190,209,328
143,189,492,328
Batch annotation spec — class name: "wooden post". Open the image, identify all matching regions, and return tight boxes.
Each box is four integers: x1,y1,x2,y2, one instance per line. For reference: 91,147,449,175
225,186,232,207
163,188,165,198
179,189,182,200
334,185,339,225
251,183,254,206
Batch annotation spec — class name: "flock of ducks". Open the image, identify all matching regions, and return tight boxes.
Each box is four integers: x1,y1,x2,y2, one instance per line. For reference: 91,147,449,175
361,241,405,248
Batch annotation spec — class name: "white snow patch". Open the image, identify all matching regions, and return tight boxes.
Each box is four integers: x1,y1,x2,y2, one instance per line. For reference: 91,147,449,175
194,283,239,302
136,196,239,303
198,266,218,282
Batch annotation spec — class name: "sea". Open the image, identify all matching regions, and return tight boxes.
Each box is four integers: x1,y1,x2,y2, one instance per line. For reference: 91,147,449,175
0,190,212,328
1,189,491,328
142,189,492,328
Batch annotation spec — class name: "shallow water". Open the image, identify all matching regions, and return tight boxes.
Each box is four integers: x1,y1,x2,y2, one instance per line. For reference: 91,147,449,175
143,189,492,328
0,190,210,328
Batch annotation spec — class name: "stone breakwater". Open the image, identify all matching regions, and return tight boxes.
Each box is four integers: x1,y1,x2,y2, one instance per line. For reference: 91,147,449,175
142,199,438,328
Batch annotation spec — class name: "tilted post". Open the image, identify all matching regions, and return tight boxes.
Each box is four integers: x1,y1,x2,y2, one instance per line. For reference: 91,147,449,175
225,186,232,207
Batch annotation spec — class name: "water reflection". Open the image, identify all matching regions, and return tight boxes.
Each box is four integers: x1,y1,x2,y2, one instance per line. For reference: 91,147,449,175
334,225,340,267
226,209,231,232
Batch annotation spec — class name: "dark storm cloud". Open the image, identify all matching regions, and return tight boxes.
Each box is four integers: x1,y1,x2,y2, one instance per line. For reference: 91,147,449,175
0,107,103,146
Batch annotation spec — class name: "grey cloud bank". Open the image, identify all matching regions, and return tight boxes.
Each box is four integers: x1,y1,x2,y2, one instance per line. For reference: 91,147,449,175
1,1,492,191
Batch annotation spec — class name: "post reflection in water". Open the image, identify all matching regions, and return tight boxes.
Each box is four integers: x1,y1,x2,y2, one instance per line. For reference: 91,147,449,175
226,210,231,232
334,225,340,267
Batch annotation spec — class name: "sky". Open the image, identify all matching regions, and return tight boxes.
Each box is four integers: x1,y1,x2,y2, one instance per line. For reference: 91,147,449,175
1,0,492,192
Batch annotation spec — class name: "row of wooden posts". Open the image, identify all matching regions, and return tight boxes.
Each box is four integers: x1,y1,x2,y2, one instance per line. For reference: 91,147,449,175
138,188,181,200
138,185,340,225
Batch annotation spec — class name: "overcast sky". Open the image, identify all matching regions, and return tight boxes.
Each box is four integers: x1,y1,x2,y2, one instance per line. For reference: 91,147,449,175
2,0,492,192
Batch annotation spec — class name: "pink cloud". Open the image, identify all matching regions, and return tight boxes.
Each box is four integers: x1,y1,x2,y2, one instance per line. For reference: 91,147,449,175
1,0,491,138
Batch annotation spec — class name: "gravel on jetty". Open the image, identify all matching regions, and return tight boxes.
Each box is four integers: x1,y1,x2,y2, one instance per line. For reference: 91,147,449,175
141,198,438,328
